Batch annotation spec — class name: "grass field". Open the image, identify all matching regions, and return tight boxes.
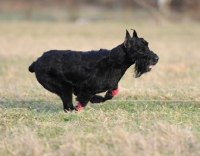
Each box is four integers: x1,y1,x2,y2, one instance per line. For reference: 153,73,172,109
0,21,200,156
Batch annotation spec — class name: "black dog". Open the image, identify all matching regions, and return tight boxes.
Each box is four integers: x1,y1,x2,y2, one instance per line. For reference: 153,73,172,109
29,30,159,111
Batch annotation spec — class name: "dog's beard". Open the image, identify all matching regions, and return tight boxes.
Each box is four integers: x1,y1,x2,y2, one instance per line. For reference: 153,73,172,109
134,59,152,78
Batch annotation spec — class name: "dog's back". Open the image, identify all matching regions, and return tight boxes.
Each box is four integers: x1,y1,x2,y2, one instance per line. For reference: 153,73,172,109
29,49,111,85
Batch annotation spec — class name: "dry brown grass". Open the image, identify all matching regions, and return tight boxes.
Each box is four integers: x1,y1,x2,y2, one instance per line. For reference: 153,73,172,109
1,110,200,156
0,21,200,156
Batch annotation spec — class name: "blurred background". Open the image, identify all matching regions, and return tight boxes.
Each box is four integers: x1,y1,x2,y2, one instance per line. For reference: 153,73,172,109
0,0,199,22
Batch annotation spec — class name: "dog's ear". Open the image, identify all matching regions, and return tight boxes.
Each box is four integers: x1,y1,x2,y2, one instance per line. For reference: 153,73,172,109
132,30,138,38
124,30,131,48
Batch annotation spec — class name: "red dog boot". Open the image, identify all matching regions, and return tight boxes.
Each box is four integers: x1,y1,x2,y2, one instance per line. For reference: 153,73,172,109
111,87,119,96
75,102,84,111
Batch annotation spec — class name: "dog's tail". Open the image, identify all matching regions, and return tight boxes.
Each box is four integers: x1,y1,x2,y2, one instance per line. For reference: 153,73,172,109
29,61,36,73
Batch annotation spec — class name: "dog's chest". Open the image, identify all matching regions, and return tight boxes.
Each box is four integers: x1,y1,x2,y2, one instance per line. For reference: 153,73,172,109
90,68,123,90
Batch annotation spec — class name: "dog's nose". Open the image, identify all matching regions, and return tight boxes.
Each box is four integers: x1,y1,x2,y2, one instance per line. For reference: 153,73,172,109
154,55,159,62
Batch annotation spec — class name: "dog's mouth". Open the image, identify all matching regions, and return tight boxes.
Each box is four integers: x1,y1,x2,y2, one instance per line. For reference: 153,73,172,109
148,63,156,70
149,64,154,69
148,60,158,70
146,64,153,73
135,60,157,77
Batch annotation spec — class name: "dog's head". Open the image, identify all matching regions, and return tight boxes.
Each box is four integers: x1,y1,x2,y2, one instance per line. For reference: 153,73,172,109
124,29,159,77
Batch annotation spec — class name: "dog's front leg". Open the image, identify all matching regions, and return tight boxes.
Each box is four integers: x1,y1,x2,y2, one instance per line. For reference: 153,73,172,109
90,95,106,103
90,87,119,104
104,87,119,101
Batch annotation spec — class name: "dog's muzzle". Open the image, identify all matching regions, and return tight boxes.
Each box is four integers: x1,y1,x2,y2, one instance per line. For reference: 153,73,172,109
149,54,159,69
154,55,159,63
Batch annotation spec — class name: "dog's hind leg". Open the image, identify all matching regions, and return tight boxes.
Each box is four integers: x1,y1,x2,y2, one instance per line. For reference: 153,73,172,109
37,75,74,112
60,86,75,112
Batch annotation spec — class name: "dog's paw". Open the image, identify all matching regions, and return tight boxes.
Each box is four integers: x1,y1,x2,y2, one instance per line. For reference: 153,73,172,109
64,107,76,112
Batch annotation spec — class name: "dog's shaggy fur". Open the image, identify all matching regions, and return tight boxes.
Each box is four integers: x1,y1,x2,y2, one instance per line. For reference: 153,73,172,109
29,30,159,111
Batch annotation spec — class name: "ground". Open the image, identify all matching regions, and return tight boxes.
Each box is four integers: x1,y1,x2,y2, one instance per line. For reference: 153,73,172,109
0,21,200,156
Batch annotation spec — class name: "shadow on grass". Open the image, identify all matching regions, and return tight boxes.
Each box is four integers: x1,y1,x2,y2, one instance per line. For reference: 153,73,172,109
1,98,200,114
94,100,200,113
0,98,62,113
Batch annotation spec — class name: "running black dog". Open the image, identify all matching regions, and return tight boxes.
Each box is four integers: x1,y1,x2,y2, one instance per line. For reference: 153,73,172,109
29,29,159,111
